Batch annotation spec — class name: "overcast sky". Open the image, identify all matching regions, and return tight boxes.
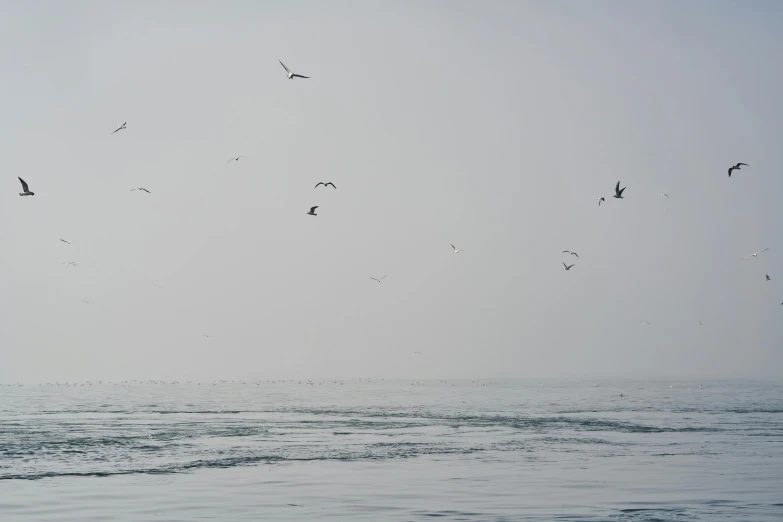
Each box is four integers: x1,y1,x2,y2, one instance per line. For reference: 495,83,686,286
1,1,781,383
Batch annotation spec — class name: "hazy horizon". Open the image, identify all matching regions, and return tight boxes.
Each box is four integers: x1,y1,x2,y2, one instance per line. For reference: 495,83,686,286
1,1,782,383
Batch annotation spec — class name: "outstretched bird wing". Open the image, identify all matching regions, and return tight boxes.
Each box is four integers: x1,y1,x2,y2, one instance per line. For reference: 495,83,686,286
326,182,336,189
278,59,290,74
18,177,29,192
291,74,310,79
562,250,570,254
615,181,620,194
571,252,579,258
310,206,318,212
563,262,568,269
314,182,325,188
370,277,379,282
450,244,456,251
618,186,626,196
728,167,735,177
738,163,748,167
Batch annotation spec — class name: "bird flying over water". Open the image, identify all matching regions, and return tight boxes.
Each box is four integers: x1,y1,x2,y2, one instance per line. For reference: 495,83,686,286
370,275,387,282
699,321,703,326
314,182,336,189
640,320,652,325
661,193,669,198
728,162,748,177
597,197,605,206
81,300,93,304
62,261,77,268
307,206,318,216
766,274,771,281
18,177,34,196
112,122,126,134
130,188,150,193
563,262,574,270
562,251,579,258
60,239,72,245
414,351,423,356
450,244,464,254
613,181,626,199
742,248,768,259
227,156,242,163
278,59,310,79
153,284,164,289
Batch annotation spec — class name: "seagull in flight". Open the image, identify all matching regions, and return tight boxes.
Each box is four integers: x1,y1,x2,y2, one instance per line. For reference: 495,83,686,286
62,261,77,268
563,262,574,270
153,284,164,289
314,182,336,189
370,275,387,283
699,321,703,326
450,244,464,254
766,274,771,281
112,122,127,134
562,250,579,258
81,300,94,304
640,320,652,325
202,334,211,338
661,193,670,198
728,162,748,177
307,206,318,216
227,156,242,163
596,197,605,206
278,59,310,79
414,351,423,356
742,248,769,259
130,188,150,193
60,239,72,245
18,177,34,196
613,181,626,199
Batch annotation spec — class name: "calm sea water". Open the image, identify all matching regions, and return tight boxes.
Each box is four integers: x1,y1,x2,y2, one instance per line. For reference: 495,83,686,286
1,379,782,521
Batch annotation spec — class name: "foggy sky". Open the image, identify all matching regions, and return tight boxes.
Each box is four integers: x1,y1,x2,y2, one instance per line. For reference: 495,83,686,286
1,1,782,383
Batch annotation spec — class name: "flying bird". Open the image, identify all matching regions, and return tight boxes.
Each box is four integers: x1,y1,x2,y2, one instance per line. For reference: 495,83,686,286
130,188,150,193
562,251,579,258
62,261,77,268
18,177,34,196
278,59,310,79
661,193,669,198
370,276,387,283
613,181,626,199
60,239,72,245
112,122,126,134
742,248,769,259
307,206,318,216
563,262,574,270
314,182,336,189
640,320,652,325
597,197,605,206
227,156,242,163
414,351,423,356
153,284,164,289
728,162,748,177
81,300,93,304
699,321,703,326
766,274,771,281
450,244,464,254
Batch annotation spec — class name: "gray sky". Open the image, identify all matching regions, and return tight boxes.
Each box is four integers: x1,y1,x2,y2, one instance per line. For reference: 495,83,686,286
1,1,782,383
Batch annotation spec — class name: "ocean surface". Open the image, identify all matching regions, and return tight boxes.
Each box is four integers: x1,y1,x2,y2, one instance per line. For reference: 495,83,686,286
0,379,782,521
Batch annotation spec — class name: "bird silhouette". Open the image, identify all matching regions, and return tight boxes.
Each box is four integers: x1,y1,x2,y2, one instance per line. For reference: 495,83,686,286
613,181,626,199
728,162,748,177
